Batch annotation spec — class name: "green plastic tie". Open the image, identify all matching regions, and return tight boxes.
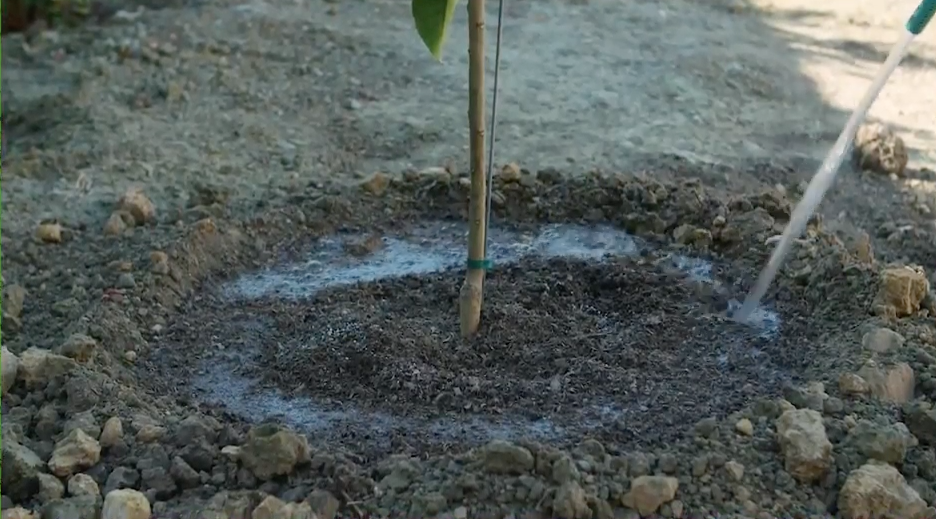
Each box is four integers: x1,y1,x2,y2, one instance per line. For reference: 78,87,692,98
907,0,936,34
467,258,493,271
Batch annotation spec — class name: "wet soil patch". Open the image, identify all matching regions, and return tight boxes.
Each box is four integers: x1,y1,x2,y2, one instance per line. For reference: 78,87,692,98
255,257,802,445
151,216,829,458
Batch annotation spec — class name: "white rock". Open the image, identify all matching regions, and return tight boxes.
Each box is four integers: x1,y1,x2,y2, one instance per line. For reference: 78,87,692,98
54,333,97,363
621,475,679,516
252,495,316,519
99,417,124,448
862,327,905,353
67,473,100,497
776,409,832,483
48,429,101,478
838,462,927,519
220,445,241,461
239,425,310,480
102,489,151,519
858,361,915,404
734,418,754,436
16,347,77,389
1,507,37,519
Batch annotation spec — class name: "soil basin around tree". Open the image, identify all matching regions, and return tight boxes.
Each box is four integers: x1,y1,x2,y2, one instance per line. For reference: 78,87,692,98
154,219,814,458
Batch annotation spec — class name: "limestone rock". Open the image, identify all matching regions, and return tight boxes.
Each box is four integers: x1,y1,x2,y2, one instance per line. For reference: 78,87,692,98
875,266,929,317
552,480,590,519
194,218,217,235
103,212,128,237
16,347,77,389
2,284,27,333
117,188,156,225
251,495,287,519
36,222,63,243
735,418,754,436
858,361,915,404
551,454,581,484
200,491,264,519
621,475,679,516
220,445,241,461
498,162,522,182
673,224,713,247
150,251,170,275
360,172,390,196
862,327,905,354
2,346,20,395
775,409,833,483
135,424,167,443
480,440,535,474
839,372,870,395
2,507,37,519
239,424,311,481
99,417,124,448
839,462,927,519
307,489,340,519
54,334,97,363
854,231,875,264
67,473,100,497
853,122,909,177
252,495,316,519
724,460,745,481
285,501,317,519
48,429,102,478
102,489,151,519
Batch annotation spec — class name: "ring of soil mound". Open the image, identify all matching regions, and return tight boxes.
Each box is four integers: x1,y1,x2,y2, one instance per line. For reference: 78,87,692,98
141,169,878,459
172,254,802,455
19,167,914,519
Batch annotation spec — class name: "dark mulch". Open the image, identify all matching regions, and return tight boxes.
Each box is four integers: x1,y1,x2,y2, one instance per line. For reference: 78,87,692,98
245,256,809,448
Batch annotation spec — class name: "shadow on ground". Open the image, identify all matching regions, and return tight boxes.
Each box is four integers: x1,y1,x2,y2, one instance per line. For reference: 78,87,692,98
730,0,936,270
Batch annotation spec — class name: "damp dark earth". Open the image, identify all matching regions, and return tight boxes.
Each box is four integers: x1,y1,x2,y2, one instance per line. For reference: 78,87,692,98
4,0,936,517
156,221,790,455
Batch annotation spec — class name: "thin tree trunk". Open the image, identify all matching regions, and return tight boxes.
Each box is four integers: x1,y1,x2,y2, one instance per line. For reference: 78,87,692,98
459,0,487,337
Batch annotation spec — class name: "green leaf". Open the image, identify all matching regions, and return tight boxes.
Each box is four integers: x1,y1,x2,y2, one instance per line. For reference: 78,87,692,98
412,0,459,60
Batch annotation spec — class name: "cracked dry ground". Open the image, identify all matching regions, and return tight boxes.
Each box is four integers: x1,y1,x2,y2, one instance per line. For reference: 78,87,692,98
3,166,936,519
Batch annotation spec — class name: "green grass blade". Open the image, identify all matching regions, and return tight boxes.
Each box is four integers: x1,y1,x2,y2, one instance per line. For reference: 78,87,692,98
412,0,459,60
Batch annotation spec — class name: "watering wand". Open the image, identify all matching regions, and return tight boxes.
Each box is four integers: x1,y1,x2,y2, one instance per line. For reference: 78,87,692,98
734,0,936,323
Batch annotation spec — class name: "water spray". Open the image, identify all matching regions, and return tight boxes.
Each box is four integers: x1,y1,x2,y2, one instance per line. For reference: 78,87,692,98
734,0,936,323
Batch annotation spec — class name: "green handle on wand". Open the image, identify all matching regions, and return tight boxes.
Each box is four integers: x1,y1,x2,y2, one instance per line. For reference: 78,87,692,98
907,0,936,34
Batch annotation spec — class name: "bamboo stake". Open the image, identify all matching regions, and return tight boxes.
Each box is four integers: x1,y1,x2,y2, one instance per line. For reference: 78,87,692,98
459,0,487,337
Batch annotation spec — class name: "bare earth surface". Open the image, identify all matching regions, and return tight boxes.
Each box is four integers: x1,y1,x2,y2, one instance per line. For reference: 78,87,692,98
3,0,936,518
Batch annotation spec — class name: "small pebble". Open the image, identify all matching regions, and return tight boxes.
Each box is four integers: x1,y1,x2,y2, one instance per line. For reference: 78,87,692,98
37,222,63,243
